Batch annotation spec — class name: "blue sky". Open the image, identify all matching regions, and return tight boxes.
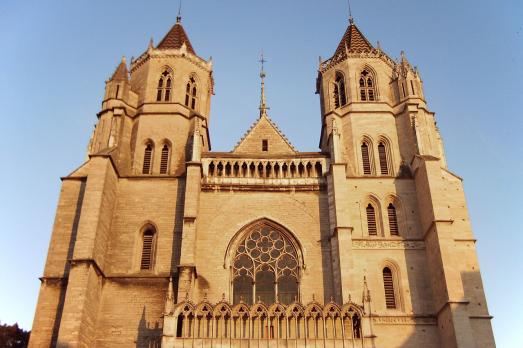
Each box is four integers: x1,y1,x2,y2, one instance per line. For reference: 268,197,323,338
0,0,521,346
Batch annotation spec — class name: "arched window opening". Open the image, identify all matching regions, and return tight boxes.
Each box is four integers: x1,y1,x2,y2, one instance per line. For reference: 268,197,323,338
160,144,170,174
383,267,396,309
256,267,275,304
232,223,300,305
333,72,347,108
361,142,372,175
388,203,399,236
140,229,155,270
278,275,298,305
343,310,362,339
157,70,173,102
366,204,377,236
165,78,172,101
359,69,376,101
378,142,389,175
233,275,253,304
142,143,153,174
185,76,197,110
176,316,184,337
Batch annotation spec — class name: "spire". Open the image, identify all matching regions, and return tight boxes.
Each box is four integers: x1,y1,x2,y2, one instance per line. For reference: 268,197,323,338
258,51,269,118
110,56,128,81
156,18,196,54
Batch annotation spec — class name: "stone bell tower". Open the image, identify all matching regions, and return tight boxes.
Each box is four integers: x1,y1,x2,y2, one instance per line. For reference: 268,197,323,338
316,17,495,348
87,15,213,177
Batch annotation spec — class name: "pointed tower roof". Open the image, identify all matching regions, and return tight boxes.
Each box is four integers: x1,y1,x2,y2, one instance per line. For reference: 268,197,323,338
156,17,196,54
110,56,128,81
333,22,373,57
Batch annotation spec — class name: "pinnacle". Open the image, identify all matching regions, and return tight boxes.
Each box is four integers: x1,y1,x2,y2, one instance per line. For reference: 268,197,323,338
110,56,129,81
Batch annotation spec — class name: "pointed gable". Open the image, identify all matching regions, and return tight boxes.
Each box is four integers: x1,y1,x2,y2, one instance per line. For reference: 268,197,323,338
333,23,373,57
233,115,296,155
157,21,196,55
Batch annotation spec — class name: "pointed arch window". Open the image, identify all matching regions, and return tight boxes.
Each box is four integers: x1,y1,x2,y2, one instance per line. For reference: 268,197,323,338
157,70,173,102
185,77,197,110
361,142,372,175
232,223,300,305
142,143,154,174
140,228,156,270
383,267,396,309
359,69,376,101
366,203,377,236
160,144,170,174
387,203,399,236
333,72,347,108
378,142,389,175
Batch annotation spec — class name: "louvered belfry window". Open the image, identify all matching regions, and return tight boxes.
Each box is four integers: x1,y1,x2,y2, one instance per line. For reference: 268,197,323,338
388,203,399,236
157,70,173,102
140,230,155,270
333,72,347,108
185,77,197,110
142,144,153,174
378,142,389,175
359,69,376,101
361,143,372,175
366,204,377,236
160,144,169,174
383,267,396,309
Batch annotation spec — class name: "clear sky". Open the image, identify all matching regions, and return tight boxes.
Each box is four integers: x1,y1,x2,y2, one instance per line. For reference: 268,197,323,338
0,0,521,346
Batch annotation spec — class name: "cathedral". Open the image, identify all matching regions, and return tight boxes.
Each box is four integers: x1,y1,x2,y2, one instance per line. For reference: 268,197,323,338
29,14,495,348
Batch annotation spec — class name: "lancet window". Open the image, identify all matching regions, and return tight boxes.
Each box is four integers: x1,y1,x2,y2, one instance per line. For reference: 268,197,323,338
366,203,377,236
383,267,397,309
387,203,399,236
140,228,156,270
333,72,347,108
361,142,372,175
232,223,300,305
378,141,389,175
142,143,154,174
359,69,376,101
159,144,170,174
157,70,173,102
185,76,197,110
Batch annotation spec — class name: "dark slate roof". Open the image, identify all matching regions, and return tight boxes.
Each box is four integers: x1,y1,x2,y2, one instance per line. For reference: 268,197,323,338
333,23,373,57
111,58,128,81
156,21,196,54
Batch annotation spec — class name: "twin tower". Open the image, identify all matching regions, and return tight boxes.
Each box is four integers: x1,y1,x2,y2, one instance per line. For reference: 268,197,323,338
30,15,495,348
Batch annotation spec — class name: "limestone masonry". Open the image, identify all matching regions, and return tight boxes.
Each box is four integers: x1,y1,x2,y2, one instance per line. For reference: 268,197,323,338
29,15,495,348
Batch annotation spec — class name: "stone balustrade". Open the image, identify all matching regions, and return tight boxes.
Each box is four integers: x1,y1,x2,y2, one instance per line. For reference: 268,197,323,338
201,156,329,188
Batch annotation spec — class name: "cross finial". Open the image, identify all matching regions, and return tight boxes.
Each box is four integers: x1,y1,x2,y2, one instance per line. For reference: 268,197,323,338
347,0,354,24
176,0,182,23
258,51,269,118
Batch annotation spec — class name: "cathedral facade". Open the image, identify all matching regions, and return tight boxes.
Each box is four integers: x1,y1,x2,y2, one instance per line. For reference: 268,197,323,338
29,16,495,348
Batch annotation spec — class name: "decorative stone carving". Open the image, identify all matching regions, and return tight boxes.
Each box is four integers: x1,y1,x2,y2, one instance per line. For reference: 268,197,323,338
372,315,436,325
352,240,425,250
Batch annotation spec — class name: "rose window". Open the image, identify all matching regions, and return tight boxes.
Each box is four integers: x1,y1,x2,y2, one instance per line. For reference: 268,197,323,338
232,224,300,305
